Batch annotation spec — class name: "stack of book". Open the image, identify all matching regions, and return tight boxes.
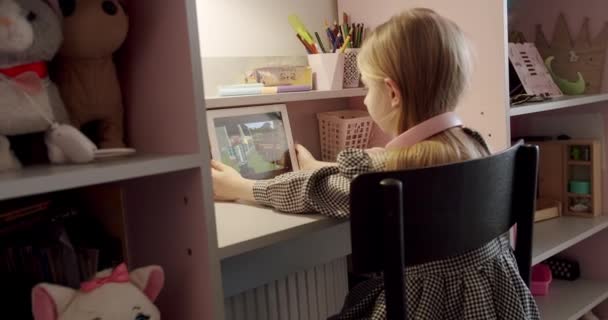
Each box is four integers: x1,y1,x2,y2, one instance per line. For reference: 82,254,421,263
218,66,313,96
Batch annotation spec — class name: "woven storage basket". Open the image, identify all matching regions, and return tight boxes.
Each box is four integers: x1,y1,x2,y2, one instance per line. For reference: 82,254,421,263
317,110,373,161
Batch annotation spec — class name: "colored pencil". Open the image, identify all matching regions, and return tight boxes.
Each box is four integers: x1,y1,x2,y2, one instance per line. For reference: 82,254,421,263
340,35,351,53
297,34,313,54
315,32,327,53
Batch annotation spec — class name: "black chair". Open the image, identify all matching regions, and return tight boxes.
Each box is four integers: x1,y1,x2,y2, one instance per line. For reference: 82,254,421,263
349,142,539,320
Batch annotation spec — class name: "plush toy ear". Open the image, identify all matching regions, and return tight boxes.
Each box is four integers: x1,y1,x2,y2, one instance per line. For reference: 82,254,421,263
32,284,76,320
129,266,165,302
42,0,62,16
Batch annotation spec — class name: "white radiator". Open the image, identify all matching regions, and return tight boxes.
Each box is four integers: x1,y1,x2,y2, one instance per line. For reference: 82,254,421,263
225,257,349,320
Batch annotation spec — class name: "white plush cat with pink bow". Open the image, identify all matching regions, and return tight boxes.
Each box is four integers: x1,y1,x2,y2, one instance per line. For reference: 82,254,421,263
32,263,165,320
0,0,104,170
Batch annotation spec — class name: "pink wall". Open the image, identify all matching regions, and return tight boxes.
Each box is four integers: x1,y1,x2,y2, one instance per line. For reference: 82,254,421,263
288,98,351,158
338,0,510,151
511,0,608,93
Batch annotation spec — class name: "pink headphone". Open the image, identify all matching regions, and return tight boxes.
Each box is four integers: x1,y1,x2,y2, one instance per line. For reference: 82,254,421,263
385,112,464,149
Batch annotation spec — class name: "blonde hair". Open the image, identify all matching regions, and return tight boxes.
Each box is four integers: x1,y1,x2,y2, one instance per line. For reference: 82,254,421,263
357,8,488,170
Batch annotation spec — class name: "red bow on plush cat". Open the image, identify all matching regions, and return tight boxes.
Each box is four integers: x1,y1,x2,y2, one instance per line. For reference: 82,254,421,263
80,263,130,293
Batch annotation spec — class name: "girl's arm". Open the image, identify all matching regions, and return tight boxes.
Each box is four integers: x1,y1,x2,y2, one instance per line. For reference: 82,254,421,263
212,149,380,219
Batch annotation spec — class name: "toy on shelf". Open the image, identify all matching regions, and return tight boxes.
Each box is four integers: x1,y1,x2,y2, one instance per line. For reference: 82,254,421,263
536,14,608,95
508,42,563,101
54,0,129,148
534,198,561,222
0,0,100,170
531,264,552,296
545,256,580,281
533,139,602,217
32,263,164,320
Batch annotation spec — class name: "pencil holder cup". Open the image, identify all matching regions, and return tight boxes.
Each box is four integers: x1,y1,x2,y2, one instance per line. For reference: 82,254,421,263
343,48,361,88
308,53,345,90
317,110,373,162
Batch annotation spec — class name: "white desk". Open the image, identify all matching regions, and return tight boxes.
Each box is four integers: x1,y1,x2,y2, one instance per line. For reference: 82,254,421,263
215,202,345,259
215,202,351,319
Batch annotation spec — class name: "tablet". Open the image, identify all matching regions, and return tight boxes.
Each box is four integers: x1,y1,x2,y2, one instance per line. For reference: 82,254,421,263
207,104,299,180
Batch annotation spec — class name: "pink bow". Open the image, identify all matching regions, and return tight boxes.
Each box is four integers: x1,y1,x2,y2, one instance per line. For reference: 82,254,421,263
6,72,44,95
80,263,130,293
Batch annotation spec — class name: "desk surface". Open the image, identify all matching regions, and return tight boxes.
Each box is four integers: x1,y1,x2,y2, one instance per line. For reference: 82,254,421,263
215,202,345,259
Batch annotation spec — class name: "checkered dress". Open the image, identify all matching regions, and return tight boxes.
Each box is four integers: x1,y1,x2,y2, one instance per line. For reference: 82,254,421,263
253,134,540,319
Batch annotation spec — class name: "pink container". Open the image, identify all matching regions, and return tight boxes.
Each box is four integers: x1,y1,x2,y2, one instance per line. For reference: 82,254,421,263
317,110,373,162
531,264,553,296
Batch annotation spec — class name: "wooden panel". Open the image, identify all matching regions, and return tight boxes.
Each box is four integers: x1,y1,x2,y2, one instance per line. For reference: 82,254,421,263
339,0,510,150
123,170,214,319
120,0,200,153
76,184,128,257
536,142,565,202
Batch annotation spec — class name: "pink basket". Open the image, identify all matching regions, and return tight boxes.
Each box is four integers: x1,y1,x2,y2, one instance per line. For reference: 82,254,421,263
531,264,553,296
317,110,373,162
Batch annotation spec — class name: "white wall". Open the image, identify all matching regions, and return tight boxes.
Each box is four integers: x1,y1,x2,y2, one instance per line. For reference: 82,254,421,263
197,0,337,57
338,0,510,150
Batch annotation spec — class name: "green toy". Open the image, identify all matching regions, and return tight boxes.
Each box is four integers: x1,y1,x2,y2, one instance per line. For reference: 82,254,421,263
545,56,586,95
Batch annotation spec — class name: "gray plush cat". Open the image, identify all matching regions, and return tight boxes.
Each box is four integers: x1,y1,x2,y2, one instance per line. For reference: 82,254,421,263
0,0,69,170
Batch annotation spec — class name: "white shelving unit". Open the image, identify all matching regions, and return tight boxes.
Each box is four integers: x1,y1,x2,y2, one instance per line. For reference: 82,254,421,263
535,280,608,320
205,88,367,109
532,216,608,265
530,216,608,318
510,93,608,117
0,153,202,201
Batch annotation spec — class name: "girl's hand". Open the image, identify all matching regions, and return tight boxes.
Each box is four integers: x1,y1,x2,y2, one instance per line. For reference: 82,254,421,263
211,160,255,202
295,144,319,170
296,144,335,170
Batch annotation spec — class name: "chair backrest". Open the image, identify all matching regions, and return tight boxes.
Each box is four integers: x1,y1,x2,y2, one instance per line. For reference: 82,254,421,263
350,142,539,281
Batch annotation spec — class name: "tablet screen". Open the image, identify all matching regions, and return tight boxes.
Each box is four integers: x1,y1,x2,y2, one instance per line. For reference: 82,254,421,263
212,111,293,179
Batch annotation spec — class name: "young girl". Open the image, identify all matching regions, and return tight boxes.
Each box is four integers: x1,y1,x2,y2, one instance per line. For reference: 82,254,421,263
212,8,540,320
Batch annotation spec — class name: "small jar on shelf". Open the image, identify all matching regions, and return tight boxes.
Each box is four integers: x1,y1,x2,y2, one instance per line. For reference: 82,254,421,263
563,140,602,217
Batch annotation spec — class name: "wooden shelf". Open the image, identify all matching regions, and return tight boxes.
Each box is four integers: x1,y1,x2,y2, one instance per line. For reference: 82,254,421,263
568,161,592,166
510,93,608,117
0,153,202,201
215,202,346,259
567,193,592,198
535,279,608,320
205,88,368,109
533,216,608,265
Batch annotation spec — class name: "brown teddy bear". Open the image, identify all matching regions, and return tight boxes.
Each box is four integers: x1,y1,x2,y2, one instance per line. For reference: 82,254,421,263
53,0,128,148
